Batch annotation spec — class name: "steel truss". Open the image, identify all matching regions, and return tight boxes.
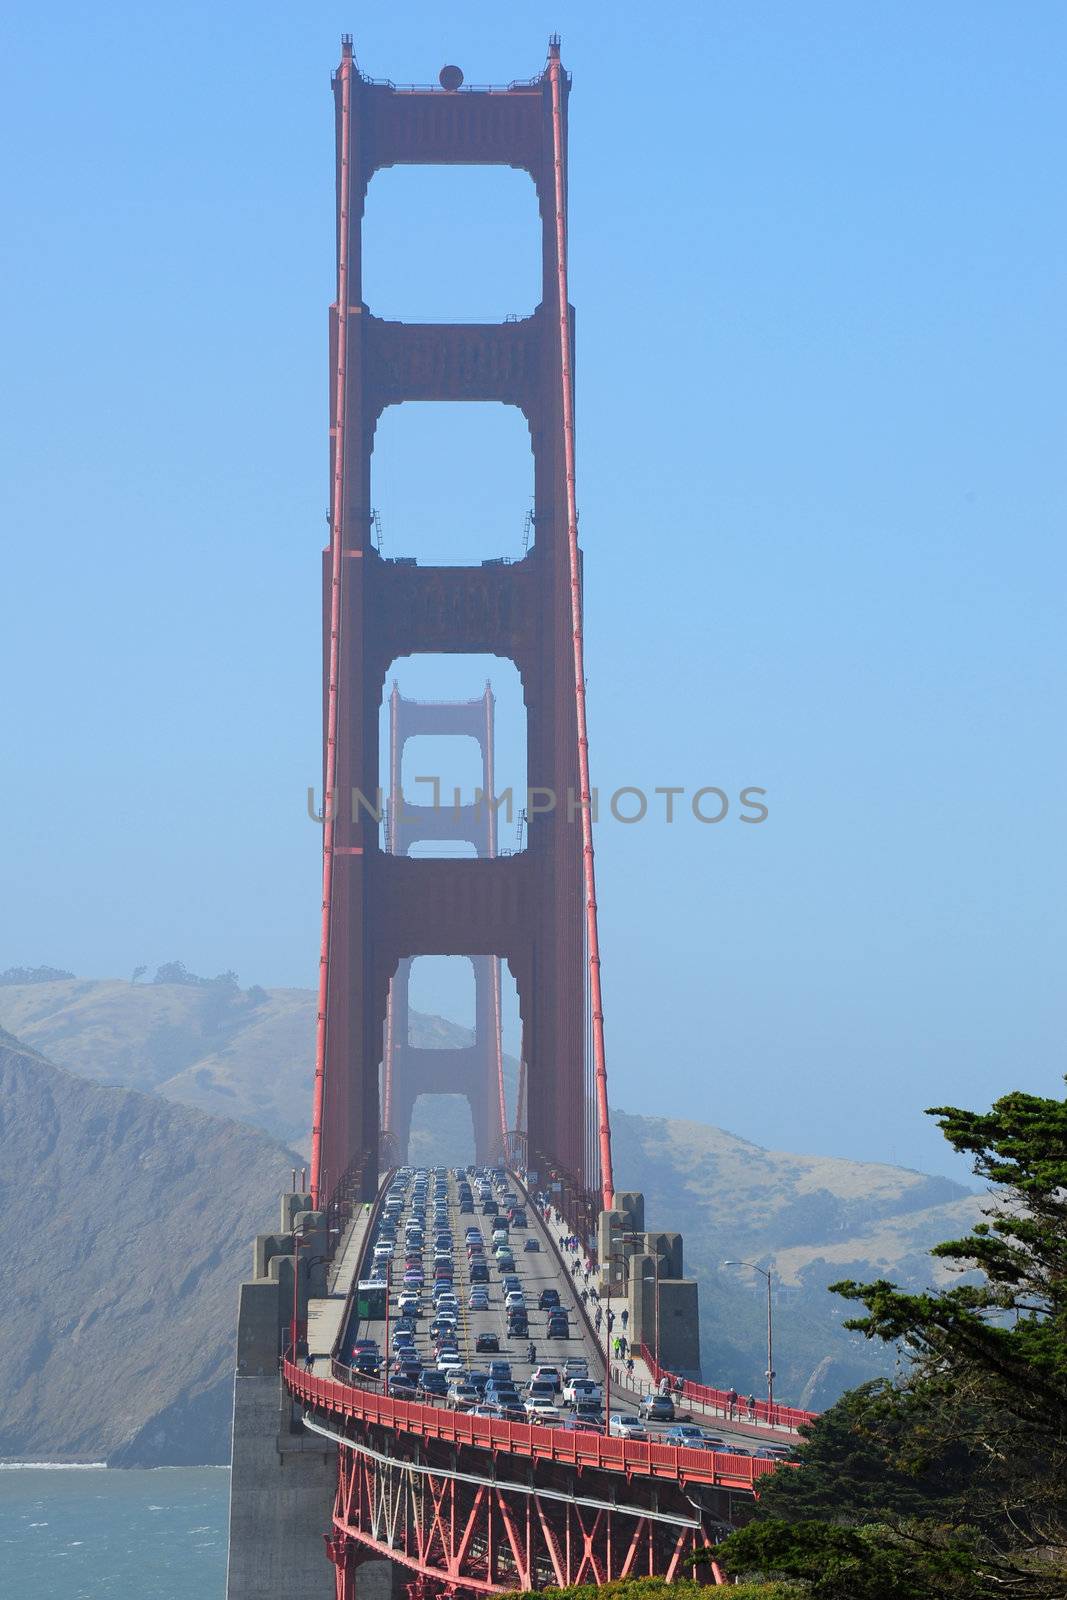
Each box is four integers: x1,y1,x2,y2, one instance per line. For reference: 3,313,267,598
311,1419,726,1599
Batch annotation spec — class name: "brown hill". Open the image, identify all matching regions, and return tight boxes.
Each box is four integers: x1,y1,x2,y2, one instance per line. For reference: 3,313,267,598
0,1026,296,1465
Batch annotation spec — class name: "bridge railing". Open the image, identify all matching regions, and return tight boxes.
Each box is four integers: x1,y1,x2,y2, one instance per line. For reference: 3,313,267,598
639,1342,818,1434
283,1358,779,1492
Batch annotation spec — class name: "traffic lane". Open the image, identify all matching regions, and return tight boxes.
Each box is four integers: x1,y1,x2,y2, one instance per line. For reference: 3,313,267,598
346,1173,772,1450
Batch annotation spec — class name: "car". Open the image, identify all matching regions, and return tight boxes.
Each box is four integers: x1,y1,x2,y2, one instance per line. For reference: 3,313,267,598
448,1386,480,1410
563,1416,601,1433
504,1292,526,1310
418,1373,448,1397
562,1380,602,1406
459,1201,474,1213
481,1201,499,1216
467,1404,501,1419
485,1381,520,1401
664,1425,707,1448
574,1402,604,1424
700,1435,726,1449
638,1394,675,1422
764,1446,800,1462
437,1355,465,1373
469,1265,489,1283
523,1238,540,1252
524,1401,562,1424
468,1291,489,1311
530,1366,561,1391
562,1358,589,1377
546,1318,570,1339
609,1414,647,1439
466,1370,490,1393
351,1338,378,1355
475,1333,500,1353
507,1315,529,1336
538,1289,561,1310
387,1375,418,1395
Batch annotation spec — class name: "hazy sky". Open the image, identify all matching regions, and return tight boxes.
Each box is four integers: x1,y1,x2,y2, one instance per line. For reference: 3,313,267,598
2,2,1064,1182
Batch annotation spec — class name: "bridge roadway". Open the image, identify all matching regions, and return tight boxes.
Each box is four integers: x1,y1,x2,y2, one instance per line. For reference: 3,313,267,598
326,1164,777,1452
286,1166,793,1593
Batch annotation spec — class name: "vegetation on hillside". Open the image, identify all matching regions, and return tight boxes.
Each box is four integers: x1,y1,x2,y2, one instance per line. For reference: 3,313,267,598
716,1081,1067,1599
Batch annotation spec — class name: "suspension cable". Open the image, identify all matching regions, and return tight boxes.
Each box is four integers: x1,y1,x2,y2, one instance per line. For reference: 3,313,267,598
310,40,353,1206
548,44,614,1211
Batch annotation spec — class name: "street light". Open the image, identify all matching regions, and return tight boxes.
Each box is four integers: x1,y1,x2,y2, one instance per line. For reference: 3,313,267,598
723,1260,776,1418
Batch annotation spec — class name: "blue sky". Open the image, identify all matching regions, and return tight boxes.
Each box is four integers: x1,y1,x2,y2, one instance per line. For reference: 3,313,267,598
2,2,1064,1181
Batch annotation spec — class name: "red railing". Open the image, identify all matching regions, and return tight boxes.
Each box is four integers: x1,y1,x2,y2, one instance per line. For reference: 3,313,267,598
639,1343,817,1434
283,1359,778,1492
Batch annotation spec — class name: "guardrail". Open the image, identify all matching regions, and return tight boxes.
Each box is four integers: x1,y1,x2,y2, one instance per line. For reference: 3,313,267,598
283,1359,779,1491
639,1342,817,1434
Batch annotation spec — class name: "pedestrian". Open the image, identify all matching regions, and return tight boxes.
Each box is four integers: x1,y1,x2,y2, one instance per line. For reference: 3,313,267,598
727,1387,738,1419
626,1356,634,1378
618,1334,628,1358
621,1308,629,1330
658,1375,669,1397
607,1310,615,1332
581,1287,588,1304
678,1376,685,1398
303,1349,314,1372
612,1337,620,1359
747,1393,756,1420
595,1309,602,1332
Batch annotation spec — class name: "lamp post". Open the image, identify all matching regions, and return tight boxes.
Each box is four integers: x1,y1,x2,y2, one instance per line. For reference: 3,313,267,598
723,1259,775,1418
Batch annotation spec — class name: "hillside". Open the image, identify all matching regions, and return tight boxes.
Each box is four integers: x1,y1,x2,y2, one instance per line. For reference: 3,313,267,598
0,1027,297,1466
0,973,483,1156
0,975,984,1414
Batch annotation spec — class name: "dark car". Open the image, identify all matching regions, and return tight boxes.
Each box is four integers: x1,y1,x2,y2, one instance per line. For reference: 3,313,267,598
470,1264,489,1284
538,1289,561,1310
419,1373,448,1397
475,1333,500,1353
546,1317,570,1339
523,1238,540,1252
481,1200,499,1216
507,1312,529,1336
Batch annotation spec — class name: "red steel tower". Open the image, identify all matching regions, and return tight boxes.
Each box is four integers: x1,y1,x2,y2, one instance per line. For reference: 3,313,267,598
310,38,613,1214
380,681,509,1166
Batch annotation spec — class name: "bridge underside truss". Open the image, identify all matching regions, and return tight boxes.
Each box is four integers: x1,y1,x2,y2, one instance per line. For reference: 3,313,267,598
320,1428,731,1599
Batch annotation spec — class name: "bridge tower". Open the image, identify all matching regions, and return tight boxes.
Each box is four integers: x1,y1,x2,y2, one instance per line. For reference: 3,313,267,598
310,35,613,1213
380,681,509,1166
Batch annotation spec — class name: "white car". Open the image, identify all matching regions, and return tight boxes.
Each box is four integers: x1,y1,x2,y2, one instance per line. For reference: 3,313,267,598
504,1291,526,1310
609,1413,647,1439
524,1401,562,1425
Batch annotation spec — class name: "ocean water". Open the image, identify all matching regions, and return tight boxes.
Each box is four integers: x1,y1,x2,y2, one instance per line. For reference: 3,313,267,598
0,1466,229,1600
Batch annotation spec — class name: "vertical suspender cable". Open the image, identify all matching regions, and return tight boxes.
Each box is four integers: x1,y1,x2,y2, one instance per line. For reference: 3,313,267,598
310,42,353,1207
485,684,509,1155
381,682,400,1138
548,45,615,1212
